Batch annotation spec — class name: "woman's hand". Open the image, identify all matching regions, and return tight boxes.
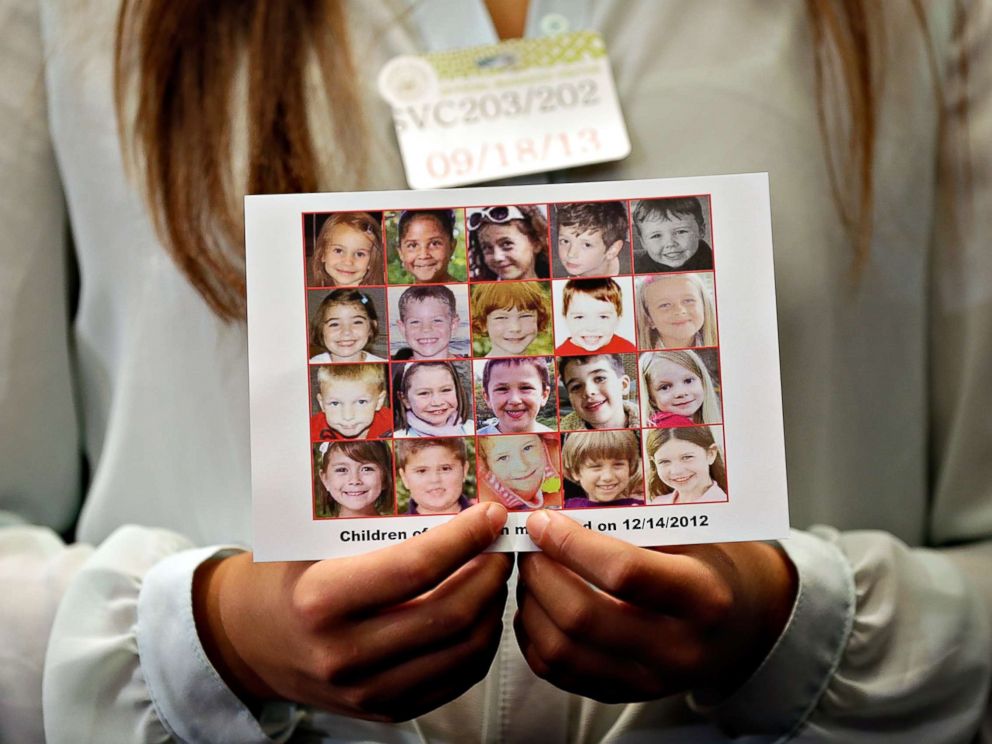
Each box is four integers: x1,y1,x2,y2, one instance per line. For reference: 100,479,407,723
193,503,512,722
514,510,797,703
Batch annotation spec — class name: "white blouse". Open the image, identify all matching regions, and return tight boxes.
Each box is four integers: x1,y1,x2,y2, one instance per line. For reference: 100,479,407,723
2,0,992,741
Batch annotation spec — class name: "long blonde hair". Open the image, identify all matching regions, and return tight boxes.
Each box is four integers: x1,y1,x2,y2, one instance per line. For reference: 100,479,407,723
311,212,384,287
635,274,718,350
639,351,722,426
115,1,949,321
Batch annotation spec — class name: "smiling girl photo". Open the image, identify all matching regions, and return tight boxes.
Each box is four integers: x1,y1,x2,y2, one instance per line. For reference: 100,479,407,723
313,440,395,518
386,209,467,285
645,426,729,505
639,350,722,427
634,272,719,349
308,288,387,363
392,360,475,437
308,211,385,287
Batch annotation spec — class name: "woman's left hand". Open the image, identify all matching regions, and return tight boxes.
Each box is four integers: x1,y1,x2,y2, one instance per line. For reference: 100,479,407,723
514,510,798,703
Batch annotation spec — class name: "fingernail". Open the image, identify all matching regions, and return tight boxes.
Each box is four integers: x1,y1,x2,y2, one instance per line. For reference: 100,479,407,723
528,510,551,543
485,503,507,537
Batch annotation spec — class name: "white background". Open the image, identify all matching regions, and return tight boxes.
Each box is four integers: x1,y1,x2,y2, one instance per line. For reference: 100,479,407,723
246,174,789,561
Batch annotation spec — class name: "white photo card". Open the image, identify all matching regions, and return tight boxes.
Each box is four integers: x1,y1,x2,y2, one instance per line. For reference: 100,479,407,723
246,174,789,561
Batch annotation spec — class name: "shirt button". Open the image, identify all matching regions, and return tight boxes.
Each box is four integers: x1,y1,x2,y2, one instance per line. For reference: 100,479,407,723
540,13,570,36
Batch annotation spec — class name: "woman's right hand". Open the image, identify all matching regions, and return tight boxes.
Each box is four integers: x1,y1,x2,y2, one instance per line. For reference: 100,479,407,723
192,503,511,722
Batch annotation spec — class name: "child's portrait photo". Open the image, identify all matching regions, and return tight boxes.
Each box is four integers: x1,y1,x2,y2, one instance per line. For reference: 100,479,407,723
392,360,475,437
385,209,467,284
639,350,722,429
470,281,553,357
551,200,630,278
312,440,395,519
307,288,387,363
645,425,728,506
474,357,558,435
394,437,477,516
305,211,385,287
309,363,393,441
388,284,470,360
466,204,550,281
561,429,644,509
634,272,719,350
557,353,640,431
553,276,637,355
476,432,563,511
632,196,713,273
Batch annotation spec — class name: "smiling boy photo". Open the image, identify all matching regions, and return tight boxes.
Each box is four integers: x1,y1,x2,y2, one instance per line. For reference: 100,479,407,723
310,363,393,441
562,429,644,508
558,354,640,431
554,277,637,355
474,357,557,435
552,201,629,278
395,438,475,516
389,284,468,360
470,281,553,357
632,196,713,273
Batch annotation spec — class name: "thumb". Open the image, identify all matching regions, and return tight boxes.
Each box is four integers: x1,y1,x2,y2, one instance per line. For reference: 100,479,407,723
310,502,508,613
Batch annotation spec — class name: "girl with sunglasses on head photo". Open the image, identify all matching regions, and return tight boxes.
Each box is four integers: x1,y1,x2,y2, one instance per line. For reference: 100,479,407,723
467,204,550,281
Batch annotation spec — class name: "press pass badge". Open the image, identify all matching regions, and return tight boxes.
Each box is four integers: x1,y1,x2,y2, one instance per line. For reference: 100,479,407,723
378,31,631,189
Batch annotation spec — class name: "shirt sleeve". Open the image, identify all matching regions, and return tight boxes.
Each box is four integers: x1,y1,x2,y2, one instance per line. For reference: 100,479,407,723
0,525,92,742
2,521,307,744
693,528,990,742
694,1,992,739
43,526,302,743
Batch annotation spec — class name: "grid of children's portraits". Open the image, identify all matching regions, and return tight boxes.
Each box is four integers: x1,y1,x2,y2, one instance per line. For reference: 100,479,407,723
303,196,729,520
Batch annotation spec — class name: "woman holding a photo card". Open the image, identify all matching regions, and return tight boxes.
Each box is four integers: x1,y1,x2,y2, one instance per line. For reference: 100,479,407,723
2,2,992,743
